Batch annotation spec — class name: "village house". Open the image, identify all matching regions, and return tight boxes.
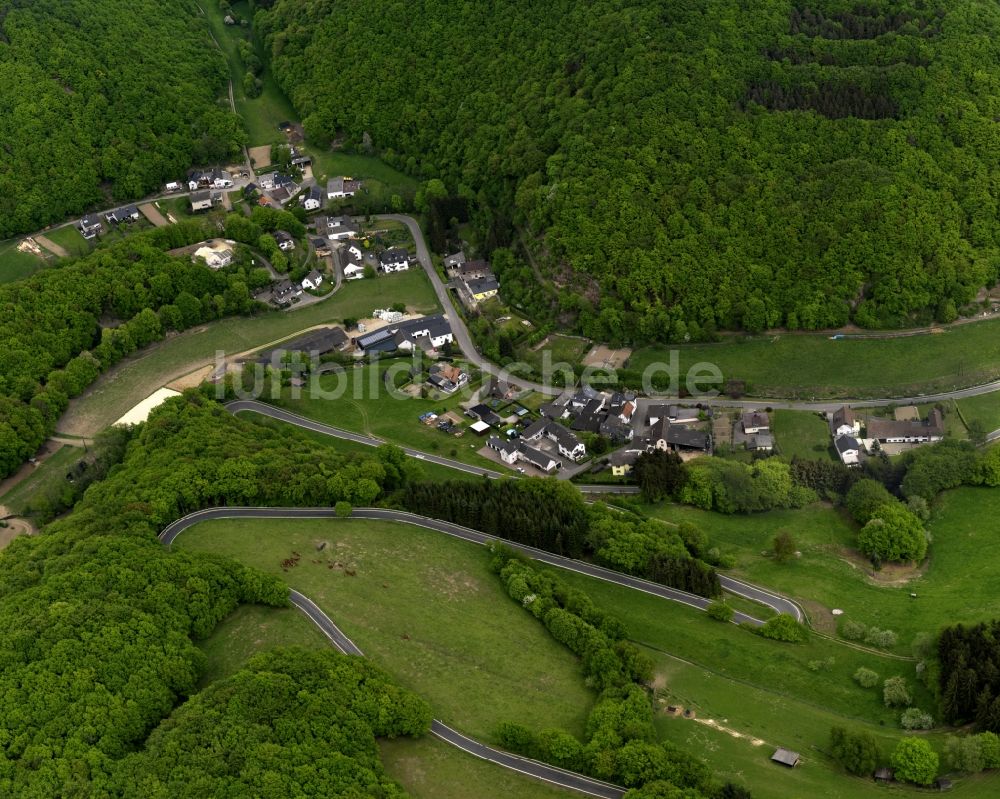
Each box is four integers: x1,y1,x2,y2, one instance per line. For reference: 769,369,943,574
189,190,214,213
301,270,324,291
443,251,466,275
78,214,103,239
865,408,945,445
742,411,770,434
272,279,300,306
456,259,492,280
487,437,560,474
610,447,645,477
342,255,365,280
303,185,325,211
310,236,332,257
653,420,711,454
346,243,363,260
835,434,861,466
255,326,350,366
327,215,358,240
748,432,774,452
830,405,861,437
327,176,361,199
192,240,235,270
380,248,410,272
355,315,454,355
105,205,140,225
427,362,469,394
274,230,295,251
521,419,587,461
465,274,500,302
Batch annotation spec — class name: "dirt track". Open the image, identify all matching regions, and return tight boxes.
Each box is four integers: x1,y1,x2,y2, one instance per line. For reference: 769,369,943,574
34,234,69,258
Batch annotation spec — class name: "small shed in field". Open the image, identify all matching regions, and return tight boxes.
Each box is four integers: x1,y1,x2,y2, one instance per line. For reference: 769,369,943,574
771,748,800,768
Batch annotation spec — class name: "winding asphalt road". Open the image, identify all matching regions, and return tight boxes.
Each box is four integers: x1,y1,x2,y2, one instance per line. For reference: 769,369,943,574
163,506,642,798
289,589,626,798
221,403,801,619
226,400,641,494
159,506,807,793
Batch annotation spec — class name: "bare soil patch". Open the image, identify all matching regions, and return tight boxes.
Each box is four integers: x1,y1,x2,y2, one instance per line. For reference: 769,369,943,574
839,547,926,586
583,343,632,369
249,145,272,169
34,234,69,259
0,514,35,550
139,203,169,227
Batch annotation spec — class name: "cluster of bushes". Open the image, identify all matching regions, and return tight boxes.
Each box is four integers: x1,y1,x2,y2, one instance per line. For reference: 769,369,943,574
403,480,721,596
944,731,1000,774
839,619,898,649
844,479,927,565
0,233,266,479
677,458,816,514
751,614,807,643
831,728,941,786
491,547,743,798
494,546,650,690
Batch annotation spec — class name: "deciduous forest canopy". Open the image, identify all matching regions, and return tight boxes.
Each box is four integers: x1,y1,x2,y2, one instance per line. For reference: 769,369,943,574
0,0,245,238
258,0,1000,339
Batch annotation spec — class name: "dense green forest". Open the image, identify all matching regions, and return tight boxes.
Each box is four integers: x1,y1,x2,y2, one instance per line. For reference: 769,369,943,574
113,648,430,798
0,0,245,238
0,395,423,794
0,227,262,480
258,0,1000,339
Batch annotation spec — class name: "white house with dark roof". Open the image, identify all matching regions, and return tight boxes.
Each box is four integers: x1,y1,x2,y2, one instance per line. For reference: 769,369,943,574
742,411,770,434
78,214,103,239
327,176,360,199
301,270,324,291
105,205,140,225
830,406,860,437
379,248,410,272
303,185,325,211
835,434,861,466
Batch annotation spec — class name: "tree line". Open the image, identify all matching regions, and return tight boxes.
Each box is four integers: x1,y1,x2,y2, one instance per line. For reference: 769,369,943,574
0,0,245,239
490,546,748,799
255,0,1000,340
401,479,721,597
0,230,269,480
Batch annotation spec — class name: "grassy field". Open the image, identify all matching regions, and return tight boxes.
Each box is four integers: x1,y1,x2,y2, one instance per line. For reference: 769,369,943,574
380,737,575,799
44,225,92,258
199,603,576,798
771,410,834,461
177,517,594,742
0,445,82,515
202,0,297,148
270,364,501,471
629,322,1000,398
643,488,1000,653
196,602,326,686
310,151,419,206
521,334,590,374
956,393,1000,435
239,410,484,483
0,239,48,284
60,269,440,436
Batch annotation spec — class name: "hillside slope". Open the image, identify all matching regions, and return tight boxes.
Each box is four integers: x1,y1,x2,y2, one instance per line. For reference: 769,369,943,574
258,0,1000,339
0,0,245,238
